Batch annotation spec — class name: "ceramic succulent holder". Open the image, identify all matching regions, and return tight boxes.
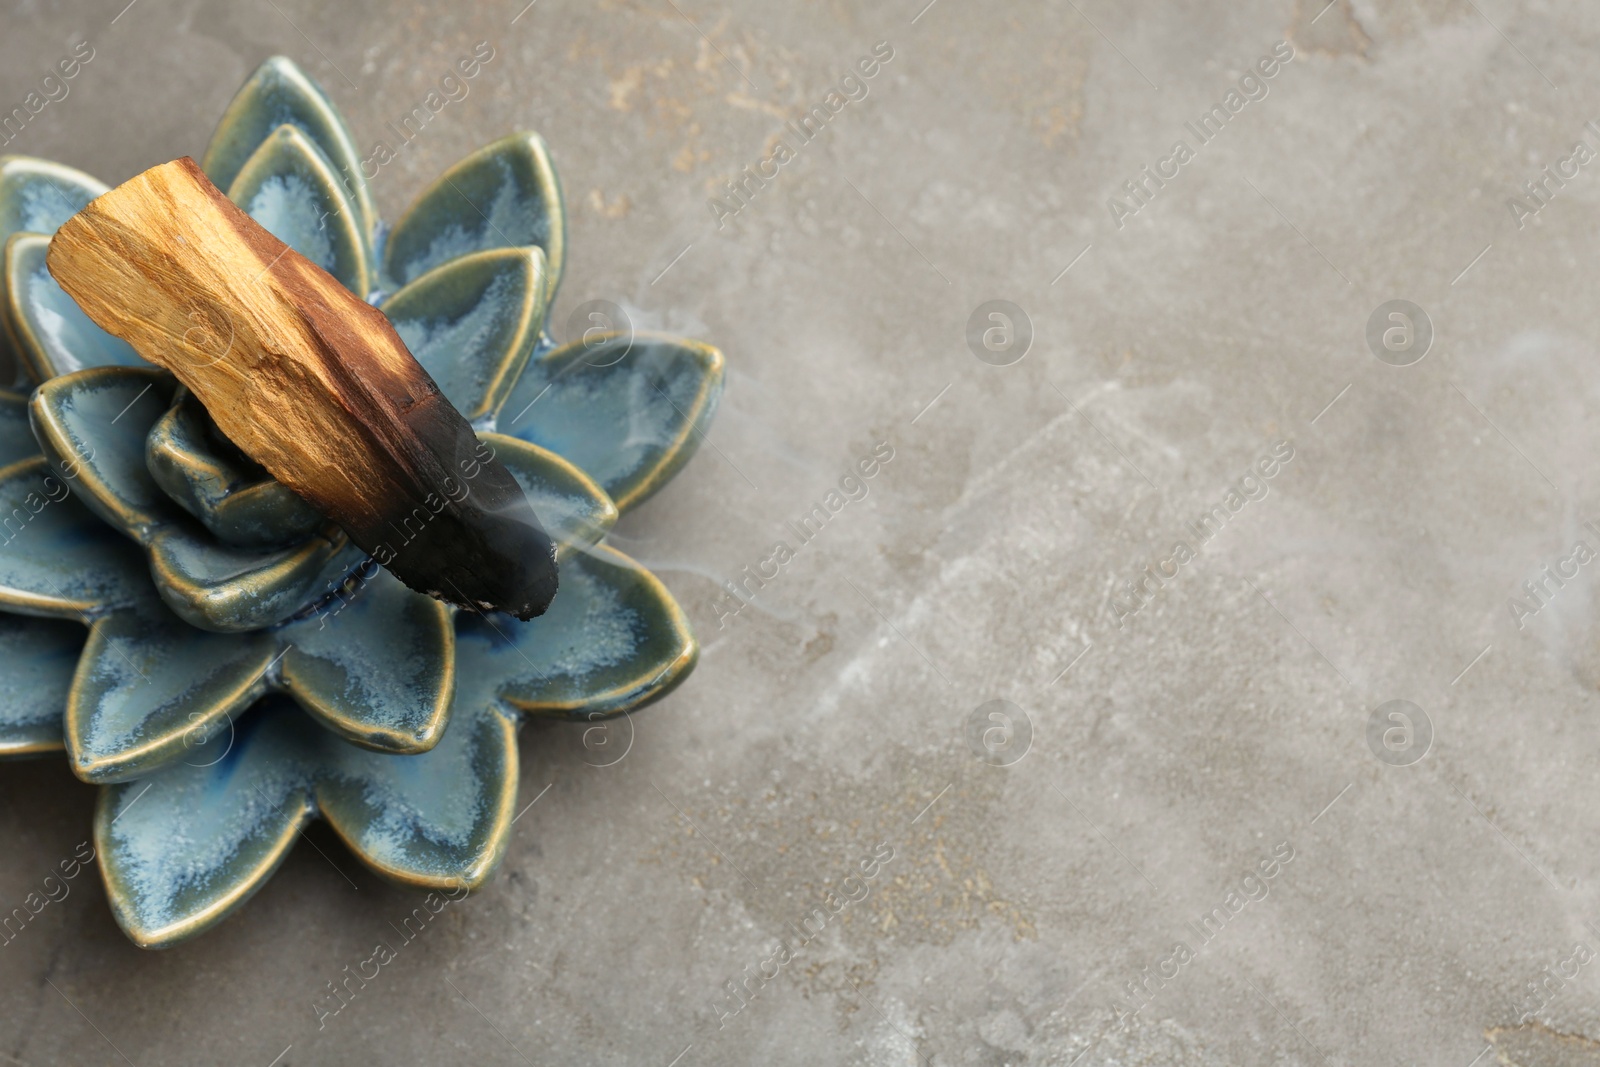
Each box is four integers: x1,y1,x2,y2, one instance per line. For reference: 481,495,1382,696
0,57,722,947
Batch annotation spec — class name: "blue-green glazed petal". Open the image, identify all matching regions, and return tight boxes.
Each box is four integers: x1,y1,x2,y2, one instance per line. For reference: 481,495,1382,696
381,247,547,421
279,568,455,753
383,132,565,299
0,456,149,619
316,697,518,889
31,367,352,632
4,234,145,382
0,613,83,757
0,156,106,242
498,332,724,512
65,601,277,783
95,698,318,948
0,157,107,384
30,367,173,538
0,388,40,467
146,388,323,548
148,525,362,634
455,543,696,720
479,432,615,559
226,124,370,297
201,56,375,239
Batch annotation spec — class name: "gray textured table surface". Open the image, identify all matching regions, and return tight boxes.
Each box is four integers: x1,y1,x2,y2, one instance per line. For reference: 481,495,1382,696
5,1,1600,1064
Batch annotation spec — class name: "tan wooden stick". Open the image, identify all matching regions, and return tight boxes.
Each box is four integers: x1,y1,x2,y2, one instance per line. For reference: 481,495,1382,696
47,156,557,619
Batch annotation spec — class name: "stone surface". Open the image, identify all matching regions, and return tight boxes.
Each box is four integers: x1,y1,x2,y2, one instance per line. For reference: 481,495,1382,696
4,0,1600,1063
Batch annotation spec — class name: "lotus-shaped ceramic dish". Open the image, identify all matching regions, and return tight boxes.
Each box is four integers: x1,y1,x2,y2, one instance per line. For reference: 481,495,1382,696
0,56,722,947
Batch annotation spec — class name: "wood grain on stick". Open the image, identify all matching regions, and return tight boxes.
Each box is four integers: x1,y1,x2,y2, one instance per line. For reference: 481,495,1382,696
46,156,557,619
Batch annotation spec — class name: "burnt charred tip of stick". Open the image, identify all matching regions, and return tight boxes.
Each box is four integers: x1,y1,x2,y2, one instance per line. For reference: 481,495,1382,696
42,155,559,618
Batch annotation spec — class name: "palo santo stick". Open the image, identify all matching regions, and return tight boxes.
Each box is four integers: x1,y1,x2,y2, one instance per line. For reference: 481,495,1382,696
47,157,557,619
